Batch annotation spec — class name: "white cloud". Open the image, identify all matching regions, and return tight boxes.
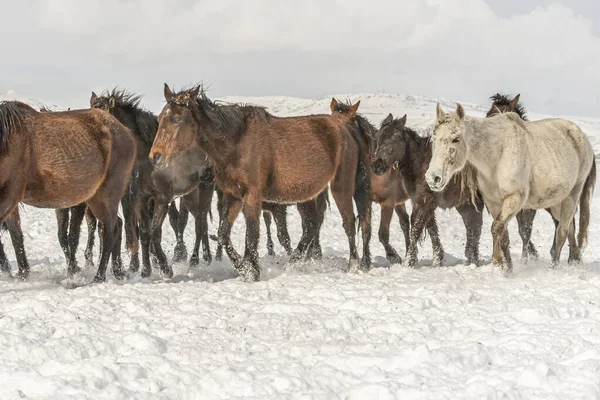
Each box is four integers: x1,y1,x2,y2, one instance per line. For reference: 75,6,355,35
1,0,600,115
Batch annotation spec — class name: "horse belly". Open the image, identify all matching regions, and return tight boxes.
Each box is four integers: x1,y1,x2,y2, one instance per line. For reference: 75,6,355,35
263,163,335,204
23,146,106,208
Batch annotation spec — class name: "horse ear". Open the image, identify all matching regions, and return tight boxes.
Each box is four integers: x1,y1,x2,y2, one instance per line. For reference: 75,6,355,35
90,92,97,105
189,86,200,102
330,98,338,113
382,113,393,126
109,96,116,109
455,103,465,121
509,94,521,109
164,83,174,102
348,100,360,117
436,103,445,121
397,114,407,126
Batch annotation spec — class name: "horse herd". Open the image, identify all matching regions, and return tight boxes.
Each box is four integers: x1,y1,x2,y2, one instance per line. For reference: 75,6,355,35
0,85,595,284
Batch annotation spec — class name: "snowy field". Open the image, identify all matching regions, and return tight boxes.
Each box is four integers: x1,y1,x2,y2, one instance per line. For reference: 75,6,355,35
1,92,600,399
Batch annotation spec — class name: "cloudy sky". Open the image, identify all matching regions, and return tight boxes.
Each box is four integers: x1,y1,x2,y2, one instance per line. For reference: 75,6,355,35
2,0,599,116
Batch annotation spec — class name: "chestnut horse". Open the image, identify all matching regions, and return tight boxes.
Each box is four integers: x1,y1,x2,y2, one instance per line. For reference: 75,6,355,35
150,85,371,282
91,89,215,278
371,113,483,267
0,101,136,282
330,98,410,264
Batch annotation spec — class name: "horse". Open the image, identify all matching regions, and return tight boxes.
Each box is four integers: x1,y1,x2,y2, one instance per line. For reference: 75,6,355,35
90,89,215,278
150,84,371,282
330,98,410,264
426,103,595,272
0,101,136,282
370,113,483,268
486,93,582,263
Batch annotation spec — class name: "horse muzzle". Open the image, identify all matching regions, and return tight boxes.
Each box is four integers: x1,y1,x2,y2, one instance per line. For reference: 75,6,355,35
150,152,166,169
425,172,446,192
371,159,387,176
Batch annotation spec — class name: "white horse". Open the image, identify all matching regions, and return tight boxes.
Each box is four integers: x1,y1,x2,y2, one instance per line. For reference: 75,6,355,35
425,103,596,272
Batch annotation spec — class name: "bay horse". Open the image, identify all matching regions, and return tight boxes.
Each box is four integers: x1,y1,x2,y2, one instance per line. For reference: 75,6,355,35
486,93,580,263
370,113,483,268
90,89,215,278
150,84,371,282
330,98,410,264
0,101,136,282
426,104,595,272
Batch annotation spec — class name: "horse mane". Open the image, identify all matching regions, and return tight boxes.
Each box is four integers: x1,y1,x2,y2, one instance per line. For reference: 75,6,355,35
0,101,35,155
332,98,377,137
489,93,528,121
102,88,158,145
174,85,272,136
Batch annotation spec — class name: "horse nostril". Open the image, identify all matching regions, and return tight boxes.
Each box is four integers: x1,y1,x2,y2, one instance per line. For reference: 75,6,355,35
151,152,163,167
434,175,442,184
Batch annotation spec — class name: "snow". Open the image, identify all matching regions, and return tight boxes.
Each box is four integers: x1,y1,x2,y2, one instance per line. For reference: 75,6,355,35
1,91,600,399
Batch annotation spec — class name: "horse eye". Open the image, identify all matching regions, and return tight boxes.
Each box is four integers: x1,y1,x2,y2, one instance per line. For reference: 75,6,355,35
452,137,460,144
173,118,181,125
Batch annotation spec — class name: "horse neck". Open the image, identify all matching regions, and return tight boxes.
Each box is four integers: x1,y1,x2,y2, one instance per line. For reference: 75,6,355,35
193,113,237,170
401,131,431,188
463,117,497,175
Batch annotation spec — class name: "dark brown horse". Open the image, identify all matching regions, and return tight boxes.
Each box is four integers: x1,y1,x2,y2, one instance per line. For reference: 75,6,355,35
486,93,578,262
150,84,371,282
371,113,483,267
0,101,136,282
330,98,410,264
90,89,215,278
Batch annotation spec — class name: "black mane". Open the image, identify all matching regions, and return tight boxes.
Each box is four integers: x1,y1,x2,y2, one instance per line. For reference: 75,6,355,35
0,101,34,154
101,88,158,145
171,85,272,136
489,93,528,121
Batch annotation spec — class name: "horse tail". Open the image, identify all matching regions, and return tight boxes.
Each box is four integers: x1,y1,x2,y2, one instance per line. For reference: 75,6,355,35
347,127,372,234
577,159,596,251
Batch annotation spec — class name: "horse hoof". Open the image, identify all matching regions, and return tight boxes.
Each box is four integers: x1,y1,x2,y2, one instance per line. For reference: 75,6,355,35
16,270,30,281
215,254,223,262
360,257,371,272
141,268,152,279
203,254,212,265
92,275,106,283
267,249,276,257
161,266,174,279
238,261,259,282
289,251,303,263
172,244,188,263
386,253,402,265
189,255,199,269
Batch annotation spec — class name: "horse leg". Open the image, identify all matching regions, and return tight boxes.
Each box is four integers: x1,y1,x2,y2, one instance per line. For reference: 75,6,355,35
239,193,262,282
110,217,125,280
198,185,214,265
55,208,71,273
550,192,580,266
291,200,316,262
379,203,402,264
272,205,292,256
353,175,372,272
150,202,172,278
330,185,359,271
85,201,119,283
405,198,436,268
426,214,444,266
5,210,29,280
263,211,275,257
307,190,328,260
120,190,139,274
138,196,153,278
66,204,86,276
218,192,243,268
215,189,225,262
83,207,97,268
516,209,538,262
0,235,10,275
183,191,201,268
491,194,522,274
171,201,189,263
456,201,483,266
395,204,410,257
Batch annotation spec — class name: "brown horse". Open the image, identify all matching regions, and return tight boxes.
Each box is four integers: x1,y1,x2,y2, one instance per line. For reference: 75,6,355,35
150,84,371,282
91,89,216,278
486,93,578,262
371,113,483,267
0,101,136,282
330,98,410,264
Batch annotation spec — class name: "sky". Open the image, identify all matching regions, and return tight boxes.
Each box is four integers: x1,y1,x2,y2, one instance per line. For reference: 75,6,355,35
1,0,600,116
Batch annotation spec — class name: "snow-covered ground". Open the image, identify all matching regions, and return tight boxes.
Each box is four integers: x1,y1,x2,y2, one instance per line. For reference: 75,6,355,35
1,92,600,399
